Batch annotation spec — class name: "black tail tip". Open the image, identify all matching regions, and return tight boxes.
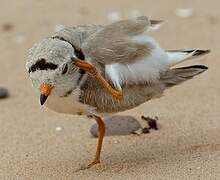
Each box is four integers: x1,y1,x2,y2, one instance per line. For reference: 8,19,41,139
192,65,208,70
182,49,210,56
194,49,211,56
177,65,208,70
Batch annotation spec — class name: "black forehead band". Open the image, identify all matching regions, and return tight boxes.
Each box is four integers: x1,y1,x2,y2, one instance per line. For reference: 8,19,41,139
28,58,58,73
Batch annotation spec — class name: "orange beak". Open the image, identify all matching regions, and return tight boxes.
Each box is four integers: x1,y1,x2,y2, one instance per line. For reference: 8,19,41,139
39,84,53,105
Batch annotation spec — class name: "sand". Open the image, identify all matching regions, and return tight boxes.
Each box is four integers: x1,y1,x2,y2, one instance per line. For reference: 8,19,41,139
0,0,219,179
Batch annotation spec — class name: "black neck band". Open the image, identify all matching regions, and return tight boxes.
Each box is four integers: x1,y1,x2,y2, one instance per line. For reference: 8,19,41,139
51,36,87,87
51,36,85,60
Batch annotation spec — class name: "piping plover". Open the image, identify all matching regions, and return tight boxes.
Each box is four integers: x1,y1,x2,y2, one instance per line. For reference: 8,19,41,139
26,16,210,168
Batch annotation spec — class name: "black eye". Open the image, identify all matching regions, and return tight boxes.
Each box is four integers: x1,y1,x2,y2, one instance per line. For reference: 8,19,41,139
62,64,68,74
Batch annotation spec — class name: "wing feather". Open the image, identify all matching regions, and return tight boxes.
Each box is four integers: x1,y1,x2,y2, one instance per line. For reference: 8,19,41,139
105,36,169,90
82,16,162,65
76,17,168,89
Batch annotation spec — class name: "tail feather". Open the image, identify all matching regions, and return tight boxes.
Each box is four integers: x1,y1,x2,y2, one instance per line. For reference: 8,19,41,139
161,65,208,87
166,49,210,67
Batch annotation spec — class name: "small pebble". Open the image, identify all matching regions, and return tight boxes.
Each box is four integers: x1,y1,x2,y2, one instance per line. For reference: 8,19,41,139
0,87,9,99
209,16,218,25
90,115,142,137
55,127,62,131
2,23,14,31
175,8,194,18
114,140,120,144
141,116,159,130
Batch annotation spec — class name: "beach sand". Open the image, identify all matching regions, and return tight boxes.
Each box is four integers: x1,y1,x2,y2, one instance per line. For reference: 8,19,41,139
0,0,219,179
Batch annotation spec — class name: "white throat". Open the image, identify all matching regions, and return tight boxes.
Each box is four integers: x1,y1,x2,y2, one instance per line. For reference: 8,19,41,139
44,88,95,115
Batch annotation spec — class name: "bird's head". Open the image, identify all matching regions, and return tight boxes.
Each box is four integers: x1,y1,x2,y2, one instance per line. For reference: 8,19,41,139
26,38,85,105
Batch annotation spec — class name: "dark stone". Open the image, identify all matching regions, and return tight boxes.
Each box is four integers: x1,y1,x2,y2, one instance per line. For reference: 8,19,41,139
0,87,9,99
90,115,142,137
2,23,14,31
141,116,159,130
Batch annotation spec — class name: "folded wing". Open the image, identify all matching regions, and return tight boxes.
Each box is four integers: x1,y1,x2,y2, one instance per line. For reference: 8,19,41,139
82,16,209,90
82,16,163,65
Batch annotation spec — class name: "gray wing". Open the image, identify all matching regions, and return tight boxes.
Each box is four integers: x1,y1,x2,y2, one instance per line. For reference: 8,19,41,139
82,16,162,64
51,24,103,50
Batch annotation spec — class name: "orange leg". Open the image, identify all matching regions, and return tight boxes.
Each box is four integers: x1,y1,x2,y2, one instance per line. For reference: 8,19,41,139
73,59,123,100
87,116,106,168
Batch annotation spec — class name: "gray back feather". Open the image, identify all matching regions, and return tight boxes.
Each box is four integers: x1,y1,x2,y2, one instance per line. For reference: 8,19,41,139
82,16,153,64
51,24,102,50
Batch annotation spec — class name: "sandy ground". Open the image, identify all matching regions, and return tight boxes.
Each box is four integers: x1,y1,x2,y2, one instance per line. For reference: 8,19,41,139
0,0,219,179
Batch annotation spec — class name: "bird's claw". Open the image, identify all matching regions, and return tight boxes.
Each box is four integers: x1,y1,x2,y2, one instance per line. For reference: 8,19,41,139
73,59,98,76
87,159,100,168
111,89,123,100
73,59,124,101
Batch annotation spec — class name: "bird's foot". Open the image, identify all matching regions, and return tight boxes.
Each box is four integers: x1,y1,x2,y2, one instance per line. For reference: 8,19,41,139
74,159,101,172
73,59,123,101
87,159,100,168
73,59,98,75
110,88,123,100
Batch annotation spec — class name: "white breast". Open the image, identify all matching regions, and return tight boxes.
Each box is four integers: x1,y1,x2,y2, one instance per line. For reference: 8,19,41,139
45,88,96,115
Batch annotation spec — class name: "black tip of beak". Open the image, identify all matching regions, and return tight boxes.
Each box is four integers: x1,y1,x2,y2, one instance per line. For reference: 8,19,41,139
40,94,48,106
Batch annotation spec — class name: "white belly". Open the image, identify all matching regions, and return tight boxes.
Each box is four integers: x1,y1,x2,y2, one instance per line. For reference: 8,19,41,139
45,88,96,115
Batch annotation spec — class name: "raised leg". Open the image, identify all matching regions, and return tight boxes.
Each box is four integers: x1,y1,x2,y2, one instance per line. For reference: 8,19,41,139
73,59,123,100
87,116,106,168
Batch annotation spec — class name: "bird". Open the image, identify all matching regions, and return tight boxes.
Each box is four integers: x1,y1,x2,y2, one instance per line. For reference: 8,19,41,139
26,16,210,168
